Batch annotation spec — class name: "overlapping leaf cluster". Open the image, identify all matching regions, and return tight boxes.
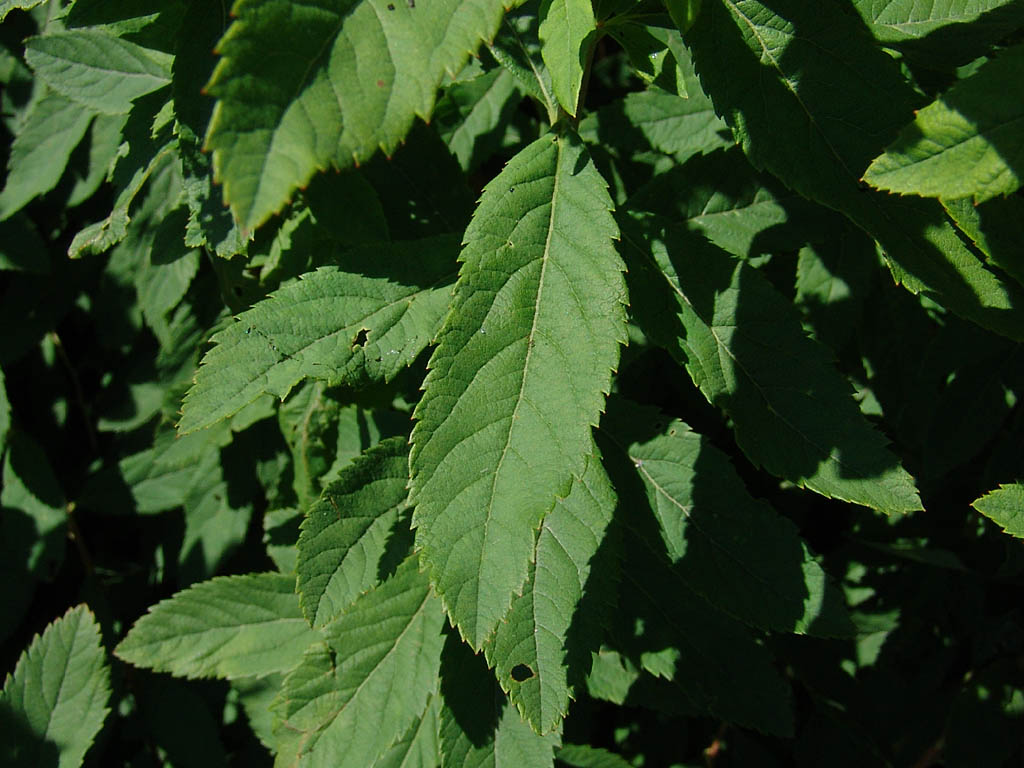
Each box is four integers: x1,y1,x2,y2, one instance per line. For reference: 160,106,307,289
3,0,1024,765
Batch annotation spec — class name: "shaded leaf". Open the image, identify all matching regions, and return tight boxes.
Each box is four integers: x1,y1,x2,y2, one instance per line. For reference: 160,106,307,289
852,0,1019,41
179,236,458,434
602,399,854,636
204,0,509,230
297,437,413,628
440,634,557,767
556,743,632,768
436,67,523,172
0,90,94,221
627,147,834,257
0,605,111,768
622,218,921,514
686,0,1024,340
1,429,67,580
272,556,445,768
410,132,626,648
115,572,317,679
864,44,1024,203
484,450,617,734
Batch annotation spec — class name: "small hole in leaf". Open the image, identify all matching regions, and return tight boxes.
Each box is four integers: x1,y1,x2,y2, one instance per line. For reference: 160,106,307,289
511,664,534,682
352,329,369,348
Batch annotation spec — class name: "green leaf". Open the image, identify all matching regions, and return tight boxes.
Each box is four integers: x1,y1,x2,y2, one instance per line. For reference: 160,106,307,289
272,556,445,768
410,131,626,648
538,0,595,115
0,0,46,22
115,572,317,679
627,147,833,258
24,30,173,114
0,213,49,273
972,483,1024,538
67,95,177,259
621,87,731,165
297,437,413,628
279,381,346,509
1,429,67,580
490,7,558,118
436,67,523,172
0,367,9,448
556,743,633,768
794,222,879,349
66,112,127,208
484,450,617,734
371,694,441,768
204,0,508,231
179,236,458,434
852,0,1018,41
864,44,1024,203
0,90,94,221
440,634,558,767
943,195,1024,289
0,605,111,768
686,0,1024,341
609,486,794,737
603,400,853,636
623,218,922,514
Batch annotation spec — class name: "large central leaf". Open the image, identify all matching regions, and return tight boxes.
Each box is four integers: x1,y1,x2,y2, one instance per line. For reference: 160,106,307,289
205,0,509,231
410,131,626,649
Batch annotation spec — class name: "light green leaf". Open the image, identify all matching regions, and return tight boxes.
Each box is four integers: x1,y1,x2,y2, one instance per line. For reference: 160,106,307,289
115,572,317,679
410,132,626,648
440,635,557,768
204,0,508,232
538,0,595,115
972,483,1024,538
0,605,111,768
943,195,1024,289
179,236,458,434
297,437,413,628
603,400,853,636
622,87,731,165
852,0,1018,41
272,557,445,768
687,0,1024,341
0,90,94,221
371,695,441,768
623,218,922,514
864,44,1024,203
24,30,172,115
0,0,45,23
484,450,616,734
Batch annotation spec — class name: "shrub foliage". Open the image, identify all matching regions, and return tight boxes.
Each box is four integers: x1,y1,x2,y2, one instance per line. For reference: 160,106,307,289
2,0,1024,765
